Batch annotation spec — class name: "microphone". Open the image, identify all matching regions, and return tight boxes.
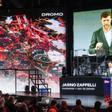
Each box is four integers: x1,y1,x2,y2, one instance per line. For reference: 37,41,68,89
83,49,86,51
74,49,86,51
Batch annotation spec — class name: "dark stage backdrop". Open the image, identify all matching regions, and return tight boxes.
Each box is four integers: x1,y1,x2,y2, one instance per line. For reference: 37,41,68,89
0,8,66,93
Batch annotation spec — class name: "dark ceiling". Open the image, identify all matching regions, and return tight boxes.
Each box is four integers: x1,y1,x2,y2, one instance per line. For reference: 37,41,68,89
2,0,112,10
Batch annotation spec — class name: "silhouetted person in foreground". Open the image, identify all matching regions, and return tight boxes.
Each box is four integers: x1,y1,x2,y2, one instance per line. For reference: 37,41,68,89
47,100,58,112
59,100,70,112
71,99,85,112
90,101,102,112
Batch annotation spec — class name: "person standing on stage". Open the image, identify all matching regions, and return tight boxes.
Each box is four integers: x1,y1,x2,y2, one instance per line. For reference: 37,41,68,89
89,11,112,56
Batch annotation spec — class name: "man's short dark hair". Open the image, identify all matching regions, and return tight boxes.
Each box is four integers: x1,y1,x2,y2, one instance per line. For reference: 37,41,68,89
101,11,111,19
76,99,81,105
50,100,57,106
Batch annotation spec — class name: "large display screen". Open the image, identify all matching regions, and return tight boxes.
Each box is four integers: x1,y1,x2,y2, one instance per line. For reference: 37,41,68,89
0,8,66,93
73,9,112,76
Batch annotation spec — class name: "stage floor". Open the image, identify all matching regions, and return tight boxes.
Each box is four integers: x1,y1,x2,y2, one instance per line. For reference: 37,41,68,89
14,91,61,99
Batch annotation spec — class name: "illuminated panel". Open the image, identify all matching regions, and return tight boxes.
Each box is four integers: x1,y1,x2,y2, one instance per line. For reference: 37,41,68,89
0,9,66,93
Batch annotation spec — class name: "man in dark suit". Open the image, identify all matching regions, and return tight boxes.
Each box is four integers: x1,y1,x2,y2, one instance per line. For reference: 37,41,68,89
89,11,112,56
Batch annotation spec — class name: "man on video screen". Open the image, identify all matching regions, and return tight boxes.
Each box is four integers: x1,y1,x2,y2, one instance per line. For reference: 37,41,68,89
89,11,112,56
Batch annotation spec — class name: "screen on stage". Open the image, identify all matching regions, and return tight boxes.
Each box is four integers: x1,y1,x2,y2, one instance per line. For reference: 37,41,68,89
0,8,66,93
73,9,112,76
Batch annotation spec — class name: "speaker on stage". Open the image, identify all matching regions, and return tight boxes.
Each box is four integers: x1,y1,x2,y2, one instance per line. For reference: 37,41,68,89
62,66,67,77
31,86,36,94
24,85,30,94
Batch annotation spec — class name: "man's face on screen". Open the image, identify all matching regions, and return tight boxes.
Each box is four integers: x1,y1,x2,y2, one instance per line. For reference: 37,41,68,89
101,16,111,30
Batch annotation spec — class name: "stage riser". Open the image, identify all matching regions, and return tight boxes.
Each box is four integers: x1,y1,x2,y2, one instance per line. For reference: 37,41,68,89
60,76,111,96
